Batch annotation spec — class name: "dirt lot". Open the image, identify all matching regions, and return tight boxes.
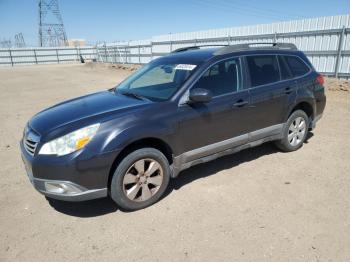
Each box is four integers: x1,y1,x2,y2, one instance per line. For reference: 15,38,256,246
0,63,349,262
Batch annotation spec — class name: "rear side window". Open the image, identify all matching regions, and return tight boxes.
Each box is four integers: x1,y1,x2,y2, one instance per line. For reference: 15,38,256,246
284,56,310,77
246,55,279,87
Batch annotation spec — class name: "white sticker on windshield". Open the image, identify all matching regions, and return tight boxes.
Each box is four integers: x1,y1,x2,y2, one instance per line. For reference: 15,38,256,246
175,64,197,71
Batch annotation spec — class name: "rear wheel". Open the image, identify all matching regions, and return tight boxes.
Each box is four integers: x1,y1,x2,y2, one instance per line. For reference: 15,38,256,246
275,110,309,152
110,148,170,211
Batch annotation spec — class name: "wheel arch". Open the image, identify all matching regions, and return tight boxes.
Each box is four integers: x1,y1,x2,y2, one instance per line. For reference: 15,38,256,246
286,100,315,122
107,137,174,191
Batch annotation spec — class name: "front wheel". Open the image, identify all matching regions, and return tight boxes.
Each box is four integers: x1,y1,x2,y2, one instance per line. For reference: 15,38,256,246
110,148,170,211
275,110,309,152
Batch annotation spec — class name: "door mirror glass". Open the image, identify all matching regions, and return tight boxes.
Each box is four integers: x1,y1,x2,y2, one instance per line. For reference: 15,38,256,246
188,88,213,103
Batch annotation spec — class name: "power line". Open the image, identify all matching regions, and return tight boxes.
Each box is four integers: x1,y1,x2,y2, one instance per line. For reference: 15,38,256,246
217,0,307,20
190,0,282,21
192,0,305,21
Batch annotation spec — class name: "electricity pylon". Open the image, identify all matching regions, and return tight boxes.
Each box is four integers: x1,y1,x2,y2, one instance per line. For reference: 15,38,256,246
14,33,26,48
38,0,68,47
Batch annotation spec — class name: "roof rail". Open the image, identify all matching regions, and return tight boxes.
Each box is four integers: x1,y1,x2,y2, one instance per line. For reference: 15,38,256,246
214,42,298,55
172,44,228,53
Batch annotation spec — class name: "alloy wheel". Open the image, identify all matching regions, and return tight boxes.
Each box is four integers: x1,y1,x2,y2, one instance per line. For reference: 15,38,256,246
288,117,306,146
122,158,164,202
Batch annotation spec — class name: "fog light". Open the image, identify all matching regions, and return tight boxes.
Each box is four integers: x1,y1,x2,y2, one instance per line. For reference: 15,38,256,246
45,182,82,195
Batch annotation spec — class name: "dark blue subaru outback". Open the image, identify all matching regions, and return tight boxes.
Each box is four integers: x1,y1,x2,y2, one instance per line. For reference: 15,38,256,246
21,43,326,211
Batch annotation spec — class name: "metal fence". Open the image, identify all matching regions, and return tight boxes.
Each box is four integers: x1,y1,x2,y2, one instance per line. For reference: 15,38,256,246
0,46,96,66
97,15,350,79
1,15,350,78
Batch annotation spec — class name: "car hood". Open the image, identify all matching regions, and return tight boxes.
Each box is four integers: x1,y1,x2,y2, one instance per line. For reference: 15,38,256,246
29,90,149,135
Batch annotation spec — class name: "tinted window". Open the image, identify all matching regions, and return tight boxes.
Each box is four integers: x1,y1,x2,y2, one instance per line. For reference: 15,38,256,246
278,56,293,80
247,55,280,87
192,58,241,97
202,63,219,77
284,56,309,77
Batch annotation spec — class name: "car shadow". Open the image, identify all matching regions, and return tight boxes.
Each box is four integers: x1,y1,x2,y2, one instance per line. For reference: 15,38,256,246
304,131,314,143
166,132,314,194
47,132,314,217
168,142,279,192
46,196,118,217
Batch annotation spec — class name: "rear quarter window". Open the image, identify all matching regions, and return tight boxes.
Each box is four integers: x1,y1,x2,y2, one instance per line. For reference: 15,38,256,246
284,56,310,77
278,55,293,80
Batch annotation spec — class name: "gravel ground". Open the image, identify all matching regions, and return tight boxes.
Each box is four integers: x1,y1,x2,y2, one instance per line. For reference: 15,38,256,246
0,63,349,262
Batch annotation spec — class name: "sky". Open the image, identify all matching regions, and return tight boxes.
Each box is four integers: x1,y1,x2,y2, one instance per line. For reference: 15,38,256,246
0,0,349,46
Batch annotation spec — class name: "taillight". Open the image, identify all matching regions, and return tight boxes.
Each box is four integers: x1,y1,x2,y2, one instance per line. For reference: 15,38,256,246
316,74,325,85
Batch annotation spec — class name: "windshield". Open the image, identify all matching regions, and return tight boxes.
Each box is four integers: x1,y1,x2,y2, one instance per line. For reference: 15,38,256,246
116,61,198,101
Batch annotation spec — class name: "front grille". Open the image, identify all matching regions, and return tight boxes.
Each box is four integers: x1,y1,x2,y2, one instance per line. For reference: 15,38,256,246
23,138,38,156
23,126,40,156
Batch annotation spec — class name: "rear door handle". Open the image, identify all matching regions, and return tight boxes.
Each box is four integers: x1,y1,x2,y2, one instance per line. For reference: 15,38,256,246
285,87,293,94
233,99,248,107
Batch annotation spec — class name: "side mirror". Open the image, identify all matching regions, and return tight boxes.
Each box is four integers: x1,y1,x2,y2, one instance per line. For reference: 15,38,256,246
188,88,213,103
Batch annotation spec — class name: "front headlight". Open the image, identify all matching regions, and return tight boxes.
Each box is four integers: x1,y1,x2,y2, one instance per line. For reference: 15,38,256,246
39,123,100,156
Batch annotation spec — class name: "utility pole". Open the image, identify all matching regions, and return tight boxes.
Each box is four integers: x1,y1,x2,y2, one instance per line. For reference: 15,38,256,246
38,0,68,47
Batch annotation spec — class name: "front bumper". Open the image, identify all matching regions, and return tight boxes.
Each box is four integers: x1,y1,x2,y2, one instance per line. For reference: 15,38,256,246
20,140,116,202
30,177,107,201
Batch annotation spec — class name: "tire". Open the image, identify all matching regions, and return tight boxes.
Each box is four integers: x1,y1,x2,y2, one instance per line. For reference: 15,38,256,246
275,110,309,152
110,148,170,211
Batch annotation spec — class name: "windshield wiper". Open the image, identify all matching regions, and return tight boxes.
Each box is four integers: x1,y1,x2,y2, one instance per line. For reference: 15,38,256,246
119,91,150,101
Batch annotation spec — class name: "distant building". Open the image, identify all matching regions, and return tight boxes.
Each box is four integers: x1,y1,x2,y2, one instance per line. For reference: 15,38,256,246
67,39,86,47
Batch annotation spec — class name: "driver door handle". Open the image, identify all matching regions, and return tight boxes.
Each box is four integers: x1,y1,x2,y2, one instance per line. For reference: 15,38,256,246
285,87,293,94
233,99,248,107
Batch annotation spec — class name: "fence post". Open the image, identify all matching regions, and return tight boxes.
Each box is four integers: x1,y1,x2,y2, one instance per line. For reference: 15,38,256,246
56,49,59,63
138,45,141,64
104,42,107,63
124,46,127,64
78,47,82,62
274,32,277,43
76,47,79,61
170,40,173,52
335,26,346,78
94,45,98,62
113,46,117,64
9,49,13,66
96,46,100,62
151,42,153,61
227,35,231,45
33,49,38,64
